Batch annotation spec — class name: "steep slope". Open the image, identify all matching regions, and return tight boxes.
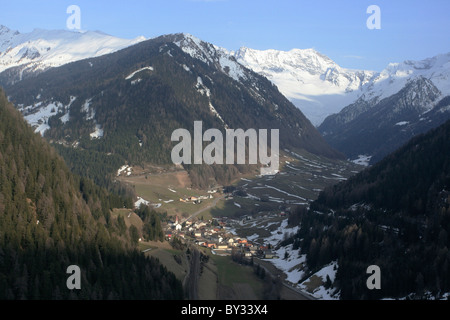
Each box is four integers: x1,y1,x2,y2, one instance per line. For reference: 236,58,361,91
288,119,450,299
4,33,343,188
234,47,376,126
319,53,450,163
0,25,145,84
359,53,450,104
0,89,183,299
320,76,450,163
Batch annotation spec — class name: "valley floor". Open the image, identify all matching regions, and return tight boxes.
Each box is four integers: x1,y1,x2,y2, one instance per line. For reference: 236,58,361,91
119,149,363,300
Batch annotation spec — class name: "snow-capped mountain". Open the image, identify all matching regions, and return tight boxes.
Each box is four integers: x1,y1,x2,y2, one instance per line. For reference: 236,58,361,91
318,54,450,164
234,45,450,163
5,32,343,172
234,48,450,128
330,52,450,129
233,47,376,126
3,23,449,165
359,52,450,104
0,25,145,84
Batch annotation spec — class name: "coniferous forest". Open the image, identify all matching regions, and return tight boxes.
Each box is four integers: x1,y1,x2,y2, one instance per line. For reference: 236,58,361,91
0,90,183,299
286,120,450,299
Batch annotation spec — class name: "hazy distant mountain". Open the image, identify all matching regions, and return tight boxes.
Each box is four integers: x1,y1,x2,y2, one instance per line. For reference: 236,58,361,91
0,25,145,84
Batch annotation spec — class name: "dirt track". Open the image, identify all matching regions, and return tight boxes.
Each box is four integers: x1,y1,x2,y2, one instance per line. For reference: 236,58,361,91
182,195,224,223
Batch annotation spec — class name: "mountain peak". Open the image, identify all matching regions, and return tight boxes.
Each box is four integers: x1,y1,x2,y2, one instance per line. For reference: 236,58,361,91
401,75,441,109
0,24,11,32
169,32,249,82
0,24,19,34
234,46,376,125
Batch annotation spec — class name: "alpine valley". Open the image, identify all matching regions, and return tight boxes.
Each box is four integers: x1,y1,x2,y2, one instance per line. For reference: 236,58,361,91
1,25,450,301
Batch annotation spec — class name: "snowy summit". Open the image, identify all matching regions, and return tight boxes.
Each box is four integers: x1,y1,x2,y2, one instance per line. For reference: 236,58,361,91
0,25,145,81
234,47,376,126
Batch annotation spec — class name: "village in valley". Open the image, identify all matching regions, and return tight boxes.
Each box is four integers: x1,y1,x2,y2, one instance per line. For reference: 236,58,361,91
164,209,283,261
116,150,361,299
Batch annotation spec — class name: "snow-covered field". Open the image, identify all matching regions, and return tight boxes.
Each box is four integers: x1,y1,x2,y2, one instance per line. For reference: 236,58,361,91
271,244,306,284
228,210,343,299
298,261,339,300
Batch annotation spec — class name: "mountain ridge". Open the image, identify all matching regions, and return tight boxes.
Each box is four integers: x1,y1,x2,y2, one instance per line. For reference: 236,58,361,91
319,75,450,163
4,33,344,189
234,46,450,127
2,23,449,129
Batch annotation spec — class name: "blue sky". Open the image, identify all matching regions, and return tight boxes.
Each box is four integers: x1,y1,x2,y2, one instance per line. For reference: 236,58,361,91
1,0,449,71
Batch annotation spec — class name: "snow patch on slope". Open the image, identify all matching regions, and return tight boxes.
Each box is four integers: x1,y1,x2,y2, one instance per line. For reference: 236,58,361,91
135,196,150,208
125,66,153,80
22,100,68,135
298,261,339,300
195,76,227,127
174,33,248,83
351,155,372,167
90,124,104,139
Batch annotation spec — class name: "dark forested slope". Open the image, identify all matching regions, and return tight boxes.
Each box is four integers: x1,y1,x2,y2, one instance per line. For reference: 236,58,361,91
289,119,450,299
0,89,183,299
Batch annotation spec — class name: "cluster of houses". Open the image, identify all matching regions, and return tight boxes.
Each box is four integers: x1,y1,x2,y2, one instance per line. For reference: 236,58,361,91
179,194,213,204
178,188,221,204
165,216,278,259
